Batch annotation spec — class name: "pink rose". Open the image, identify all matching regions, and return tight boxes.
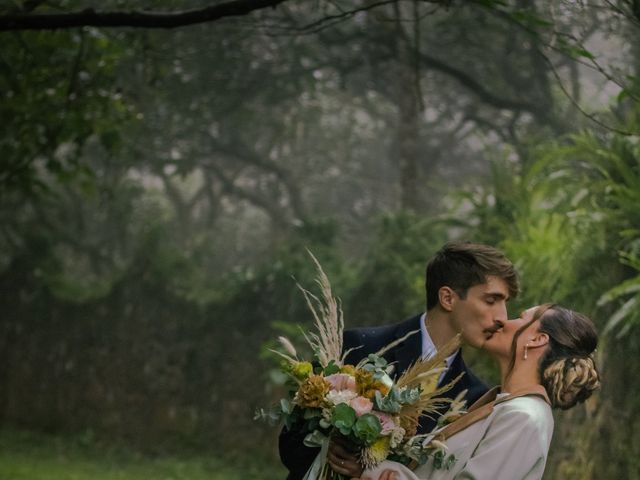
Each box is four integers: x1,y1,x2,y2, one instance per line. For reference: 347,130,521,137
349,396,373,417
325,373,356,392
373,412,396,435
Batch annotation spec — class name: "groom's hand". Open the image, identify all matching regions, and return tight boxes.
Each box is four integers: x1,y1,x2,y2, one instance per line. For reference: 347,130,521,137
327,435,364,478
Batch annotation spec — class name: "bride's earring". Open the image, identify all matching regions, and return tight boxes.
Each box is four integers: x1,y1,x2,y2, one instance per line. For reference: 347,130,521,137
523,343,529,360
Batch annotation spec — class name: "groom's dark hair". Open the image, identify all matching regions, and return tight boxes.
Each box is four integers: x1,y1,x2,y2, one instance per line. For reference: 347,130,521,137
425,241,519,310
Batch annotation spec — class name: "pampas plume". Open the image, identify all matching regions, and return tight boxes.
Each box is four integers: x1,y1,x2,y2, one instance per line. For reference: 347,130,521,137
278,336,298,358
299,250,344,367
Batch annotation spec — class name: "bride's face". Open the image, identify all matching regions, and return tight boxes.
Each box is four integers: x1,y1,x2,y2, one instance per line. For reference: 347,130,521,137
484,306,540,358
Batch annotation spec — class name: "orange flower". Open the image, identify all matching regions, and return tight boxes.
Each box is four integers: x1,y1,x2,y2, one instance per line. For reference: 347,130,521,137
295,374,330,408
356,370,391,399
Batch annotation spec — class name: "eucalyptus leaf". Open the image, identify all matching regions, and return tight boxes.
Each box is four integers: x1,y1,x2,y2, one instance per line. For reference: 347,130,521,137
331,403,357,435
353,413,382,445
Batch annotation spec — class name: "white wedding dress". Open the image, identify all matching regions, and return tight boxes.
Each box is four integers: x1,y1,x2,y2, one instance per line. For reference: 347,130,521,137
363,394,554,480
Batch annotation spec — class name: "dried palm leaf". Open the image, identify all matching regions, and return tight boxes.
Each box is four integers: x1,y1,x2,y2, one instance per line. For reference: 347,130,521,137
396,335,461,390
395,335,463,435
399,372,465,437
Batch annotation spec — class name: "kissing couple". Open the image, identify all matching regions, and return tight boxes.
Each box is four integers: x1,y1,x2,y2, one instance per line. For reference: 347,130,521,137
279,241,600,480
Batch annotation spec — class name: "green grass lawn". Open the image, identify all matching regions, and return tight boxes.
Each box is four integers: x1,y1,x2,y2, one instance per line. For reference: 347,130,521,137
0,429,286,480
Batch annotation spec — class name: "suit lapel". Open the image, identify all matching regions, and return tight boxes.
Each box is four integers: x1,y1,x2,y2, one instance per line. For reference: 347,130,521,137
438,348,464,388
388,315,422,378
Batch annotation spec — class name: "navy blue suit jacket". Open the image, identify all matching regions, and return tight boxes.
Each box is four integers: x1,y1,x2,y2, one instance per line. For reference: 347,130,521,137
278,314,488,480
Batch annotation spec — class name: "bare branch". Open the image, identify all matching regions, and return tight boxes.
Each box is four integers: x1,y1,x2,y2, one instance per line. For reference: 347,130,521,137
0,0,288,31
295,0,395,33
210,138,306,222
540,52,639,136
245,0,442,37
204,161,293,229
419,50,543,115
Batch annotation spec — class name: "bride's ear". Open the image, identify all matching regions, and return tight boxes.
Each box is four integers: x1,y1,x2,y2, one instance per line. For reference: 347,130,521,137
528,332,549,349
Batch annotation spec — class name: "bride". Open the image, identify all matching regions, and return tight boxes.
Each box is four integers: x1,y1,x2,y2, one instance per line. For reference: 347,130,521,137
334,304,600,480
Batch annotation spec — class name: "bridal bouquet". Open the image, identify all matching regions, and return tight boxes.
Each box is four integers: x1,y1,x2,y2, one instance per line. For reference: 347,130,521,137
257,254,465,479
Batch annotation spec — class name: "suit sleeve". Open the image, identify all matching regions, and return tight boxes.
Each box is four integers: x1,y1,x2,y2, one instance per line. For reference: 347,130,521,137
454,398,553,480
278,422,320,480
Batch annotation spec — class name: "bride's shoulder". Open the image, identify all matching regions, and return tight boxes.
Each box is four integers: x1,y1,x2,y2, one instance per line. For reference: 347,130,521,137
494,395,553,425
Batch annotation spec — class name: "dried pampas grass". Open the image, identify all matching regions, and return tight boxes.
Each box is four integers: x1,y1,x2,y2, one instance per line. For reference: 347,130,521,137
298,250,345,367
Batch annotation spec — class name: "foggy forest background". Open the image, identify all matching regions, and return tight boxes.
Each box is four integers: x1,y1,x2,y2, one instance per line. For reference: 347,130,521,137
1,1,640,479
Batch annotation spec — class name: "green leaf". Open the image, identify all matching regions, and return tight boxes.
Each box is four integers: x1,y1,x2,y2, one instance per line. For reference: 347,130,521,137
352,414,382,445
253,407,281,426
373,388,402,413
331,403,357,435
556,38,596,61
445,455,457,470
432,450,445,469
323,360,340,375
510,11,554,28
597,276,640,306
280,398,293,415
618,89,630,102
303,408,322,420
603,296,638,337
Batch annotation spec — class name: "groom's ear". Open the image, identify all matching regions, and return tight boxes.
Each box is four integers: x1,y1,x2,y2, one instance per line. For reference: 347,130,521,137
439,286,456,312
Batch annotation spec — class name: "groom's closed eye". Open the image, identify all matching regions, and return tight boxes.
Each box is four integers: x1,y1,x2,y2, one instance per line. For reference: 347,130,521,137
484,292,507,304
484,294,504,305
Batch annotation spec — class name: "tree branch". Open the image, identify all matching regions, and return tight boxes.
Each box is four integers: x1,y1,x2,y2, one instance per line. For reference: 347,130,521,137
210,138,306,222
0,0,288,31
540,52,639,136
419,50,543,115
204,162,292,229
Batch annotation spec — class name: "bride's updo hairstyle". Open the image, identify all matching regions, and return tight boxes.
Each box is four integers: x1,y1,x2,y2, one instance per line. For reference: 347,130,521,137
507,304,600,409
519,304,600,410
536,305,600,409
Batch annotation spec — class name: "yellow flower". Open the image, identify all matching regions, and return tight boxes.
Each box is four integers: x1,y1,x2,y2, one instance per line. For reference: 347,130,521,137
291,361,313,380
295,374,330,408
340,364,357,375
361,436,391,469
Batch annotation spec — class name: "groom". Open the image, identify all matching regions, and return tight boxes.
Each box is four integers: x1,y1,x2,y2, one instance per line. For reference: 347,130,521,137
278,241,519,480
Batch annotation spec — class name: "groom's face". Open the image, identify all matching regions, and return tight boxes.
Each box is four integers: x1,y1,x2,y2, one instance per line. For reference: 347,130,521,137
450,275,510,349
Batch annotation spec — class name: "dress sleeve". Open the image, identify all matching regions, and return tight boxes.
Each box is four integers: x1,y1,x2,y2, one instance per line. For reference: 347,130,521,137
454,398,553,480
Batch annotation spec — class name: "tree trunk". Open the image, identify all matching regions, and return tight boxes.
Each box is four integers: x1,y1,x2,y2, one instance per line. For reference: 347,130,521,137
397,83,420,212
393,3,422,212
